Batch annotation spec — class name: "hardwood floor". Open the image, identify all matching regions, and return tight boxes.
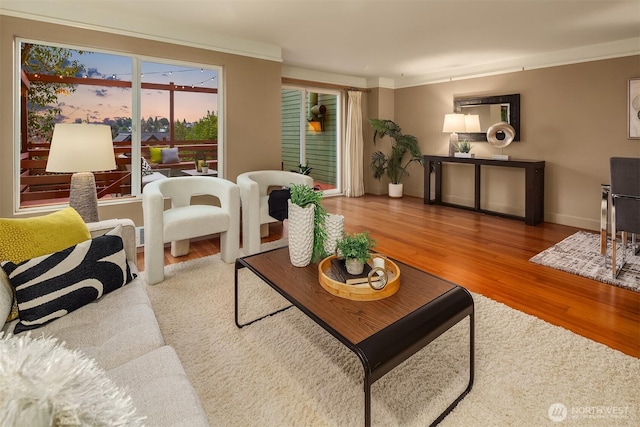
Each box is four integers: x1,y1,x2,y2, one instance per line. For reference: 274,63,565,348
137,194,640,358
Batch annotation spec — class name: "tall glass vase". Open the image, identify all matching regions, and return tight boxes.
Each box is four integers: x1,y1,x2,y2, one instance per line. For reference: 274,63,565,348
287,200,315,267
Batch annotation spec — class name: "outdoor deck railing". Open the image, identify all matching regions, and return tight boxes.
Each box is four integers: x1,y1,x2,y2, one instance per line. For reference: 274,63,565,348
19,140,218,207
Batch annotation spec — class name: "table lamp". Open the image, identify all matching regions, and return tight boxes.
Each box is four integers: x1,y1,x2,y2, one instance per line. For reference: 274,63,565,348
464,114,481,133
46,123,116,223
442,113,467,156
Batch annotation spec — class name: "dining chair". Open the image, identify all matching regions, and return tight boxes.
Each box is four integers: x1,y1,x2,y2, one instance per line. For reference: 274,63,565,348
609,157,640,278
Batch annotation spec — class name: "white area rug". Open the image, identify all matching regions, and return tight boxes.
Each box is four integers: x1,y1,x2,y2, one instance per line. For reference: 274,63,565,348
144,253,639,426
530,231,640,293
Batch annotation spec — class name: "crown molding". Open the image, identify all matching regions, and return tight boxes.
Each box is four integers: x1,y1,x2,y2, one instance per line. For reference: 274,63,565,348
0,7,282,63
393,38,640,89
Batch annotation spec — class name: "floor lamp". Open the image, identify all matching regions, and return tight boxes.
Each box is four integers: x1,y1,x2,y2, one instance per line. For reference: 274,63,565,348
46,123,116,223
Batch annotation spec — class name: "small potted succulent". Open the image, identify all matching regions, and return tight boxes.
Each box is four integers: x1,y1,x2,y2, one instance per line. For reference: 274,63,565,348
335,231,377,275
454,140,474,158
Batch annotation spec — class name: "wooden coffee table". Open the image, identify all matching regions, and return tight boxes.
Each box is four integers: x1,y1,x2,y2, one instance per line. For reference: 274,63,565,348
234,247,474,426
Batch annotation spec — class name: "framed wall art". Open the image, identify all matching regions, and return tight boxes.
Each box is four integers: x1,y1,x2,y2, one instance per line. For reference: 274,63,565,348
628,78,640,139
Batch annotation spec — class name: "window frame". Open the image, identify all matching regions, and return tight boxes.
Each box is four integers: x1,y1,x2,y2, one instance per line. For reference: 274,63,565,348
13,37,223,215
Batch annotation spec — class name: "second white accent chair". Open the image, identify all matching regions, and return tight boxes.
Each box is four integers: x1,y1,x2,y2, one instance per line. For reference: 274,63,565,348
142,176,240,285
237,170,313,255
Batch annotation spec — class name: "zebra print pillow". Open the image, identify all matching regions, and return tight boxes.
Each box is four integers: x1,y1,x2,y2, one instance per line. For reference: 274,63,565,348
1,226,135,333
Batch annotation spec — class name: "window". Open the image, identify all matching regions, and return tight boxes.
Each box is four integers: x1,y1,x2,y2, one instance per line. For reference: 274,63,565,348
281,87,341,194
16,40,220,211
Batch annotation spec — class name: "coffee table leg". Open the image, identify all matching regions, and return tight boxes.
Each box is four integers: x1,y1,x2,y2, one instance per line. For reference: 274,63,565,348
359,310,474,427
234,259,293,329
430,311,475,426
364,371,372,427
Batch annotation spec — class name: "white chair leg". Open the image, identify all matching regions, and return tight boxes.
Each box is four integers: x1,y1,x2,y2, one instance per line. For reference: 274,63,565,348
219,230,239,263
145,241,165,285
171,239,190,257
260,223,269,238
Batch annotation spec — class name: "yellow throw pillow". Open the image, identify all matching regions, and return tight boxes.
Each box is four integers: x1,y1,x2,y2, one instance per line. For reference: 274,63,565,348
0,207,91,263
149,146,168,164
0,207,91,322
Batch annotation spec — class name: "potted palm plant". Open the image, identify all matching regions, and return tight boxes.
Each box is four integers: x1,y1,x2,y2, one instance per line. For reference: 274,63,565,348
335,231,376,275
369,118,424,198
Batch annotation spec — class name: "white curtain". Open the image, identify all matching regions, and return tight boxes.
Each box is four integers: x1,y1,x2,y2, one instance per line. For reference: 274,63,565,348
345,90,365,197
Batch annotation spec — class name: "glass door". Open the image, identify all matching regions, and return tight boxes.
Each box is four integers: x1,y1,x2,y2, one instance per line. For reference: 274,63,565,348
281,87,341,195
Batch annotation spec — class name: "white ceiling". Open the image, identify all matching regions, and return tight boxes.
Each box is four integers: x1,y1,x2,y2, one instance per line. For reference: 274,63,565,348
2,0,639,87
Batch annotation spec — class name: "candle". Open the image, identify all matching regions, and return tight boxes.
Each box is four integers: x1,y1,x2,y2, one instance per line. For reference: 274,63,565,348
372,256,385,275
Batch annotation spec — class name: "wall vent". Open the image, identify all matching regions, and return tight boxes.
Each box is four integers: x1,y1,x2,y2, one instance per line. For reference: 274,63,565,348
135,227,144,247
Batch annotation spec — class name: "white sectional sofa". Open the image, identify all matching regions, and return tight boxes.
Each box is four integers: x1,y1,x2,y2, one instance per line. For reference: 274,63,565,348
0,218,209,426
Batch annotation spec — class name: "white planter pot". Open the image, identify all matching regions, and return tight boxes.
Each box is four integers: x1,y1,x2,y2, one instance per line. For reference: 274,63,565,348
345,257,365,275
323,213,344,256
287,200,315,267
454,152,475,158
388,183,403,198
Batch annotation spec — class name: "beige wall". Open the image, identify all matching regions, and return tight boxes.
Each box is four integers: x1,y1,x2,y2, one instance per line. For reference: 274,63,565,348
2,15,639,231
373,56,640,230
0,16,282,225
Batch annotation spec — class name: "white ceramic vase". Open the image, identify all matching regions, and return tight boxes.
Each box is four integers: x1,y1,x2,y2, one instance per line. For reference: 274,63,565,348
388,183,403,198
287,200,315,267
323,213,344,256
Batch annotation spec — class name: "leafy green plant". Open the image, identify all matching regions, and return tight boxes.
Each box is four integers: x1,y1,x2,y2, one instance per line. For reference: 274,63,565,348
369,118,424,184
454,140,473,153
289,183,328,262
335,231,376,264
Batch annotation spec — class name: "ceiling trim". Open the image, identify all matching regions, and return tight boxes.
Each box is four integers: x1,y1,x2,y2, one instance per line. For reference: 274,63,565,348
393,38,640,89
0,8,283,64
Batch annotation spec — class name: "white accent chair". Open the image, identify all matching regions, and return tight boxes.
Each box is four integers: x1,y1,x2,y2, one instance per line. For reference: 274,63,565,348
143,176,240,285
237,170,313,255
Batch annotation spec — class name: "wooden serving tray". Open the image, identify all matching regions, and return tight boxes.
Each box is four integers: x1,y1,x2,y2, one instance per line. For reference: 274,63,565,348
318,255,400,301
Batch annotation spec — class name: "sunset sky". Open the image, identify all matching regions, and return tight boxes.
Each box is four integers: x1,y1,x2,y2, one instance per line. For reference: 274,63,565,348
56,49,218,124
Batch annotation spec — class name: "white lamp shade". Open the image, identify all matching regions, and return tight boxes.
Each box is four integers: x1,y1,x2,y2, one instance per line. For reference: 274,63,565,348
442,113,467,133
464,114,481,132
46,124,116,173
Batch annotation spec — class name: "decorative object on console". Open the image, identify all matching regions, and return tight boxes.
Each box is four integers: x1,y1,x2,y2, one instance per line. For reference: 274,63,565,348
453,140,474,158
287,184,328,267
487,121,516,160
369,118,424,198
46,123,116,223
0,333,144,427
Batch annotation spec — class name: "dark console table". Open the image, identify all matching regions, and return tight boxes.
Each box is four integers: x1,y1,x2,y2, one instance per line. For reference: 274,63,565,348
423,155,545,225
